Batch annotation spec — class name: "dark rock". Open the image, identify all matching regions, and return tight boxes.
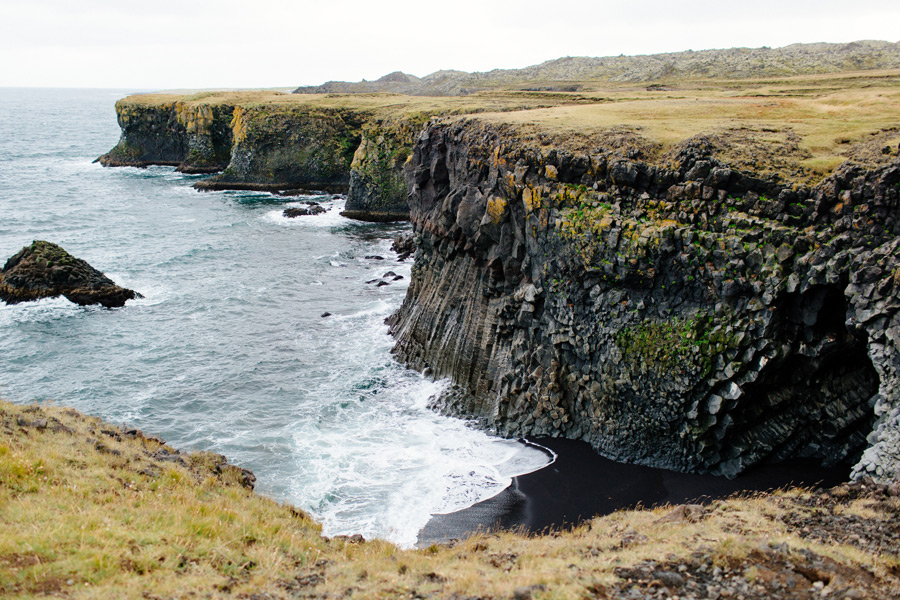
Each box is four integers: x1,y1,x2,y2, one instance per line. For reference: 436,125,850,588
365,255,385,260
283,204,327,218
0,241,140,308
387,119,900,482
321,312,332,318
513,584,545,600
392,231,417,260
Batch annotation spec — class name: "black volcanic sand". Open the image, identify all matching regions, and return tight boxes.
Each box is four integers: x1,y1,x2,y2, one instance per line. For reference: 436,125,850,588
418,437,850,546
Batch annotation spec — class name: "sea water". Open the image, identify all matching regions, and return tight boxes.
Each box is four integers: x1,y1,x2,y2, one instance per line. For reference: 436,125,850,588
0,88,551,548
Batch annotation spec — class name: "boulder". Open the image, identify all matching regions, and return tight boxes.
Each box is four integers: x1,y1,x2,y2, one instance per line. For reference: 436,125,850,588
0,241,140,308
391,231,416,260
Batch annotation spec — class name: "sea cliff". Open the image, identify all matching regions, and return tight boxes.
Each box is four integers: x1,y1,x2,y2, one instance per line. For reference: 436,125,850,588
388,119,900,481
98,92,565,219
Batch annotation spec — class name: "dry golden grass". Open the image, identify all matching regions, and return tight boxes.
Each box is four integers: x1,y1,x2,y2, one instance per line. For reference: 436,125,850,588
471,71,900,181
2,399,898,599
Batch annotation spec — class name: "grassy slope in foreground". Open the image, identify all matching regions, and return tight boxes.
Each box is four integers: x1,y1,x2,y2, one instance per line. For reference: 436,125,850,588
2,400,899,599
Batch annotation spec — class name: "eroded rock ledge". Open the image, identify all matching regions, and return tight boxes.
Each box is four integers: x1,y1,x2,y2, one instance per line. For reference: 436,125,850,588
387,120,900,481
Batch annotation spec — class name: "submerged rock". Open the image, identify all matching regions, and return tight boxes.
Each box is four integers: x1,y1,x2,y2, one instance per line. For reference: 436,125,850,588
0,241,140,308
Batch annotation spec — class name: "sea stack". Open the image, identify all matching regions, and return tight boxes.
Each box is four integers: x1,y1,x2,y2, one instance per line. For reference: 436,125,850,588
0,241,140,308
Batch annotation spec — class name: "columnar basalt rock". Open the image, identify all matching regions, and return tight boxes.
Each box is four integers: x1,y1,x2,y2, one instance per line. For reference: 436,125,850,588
388,120,900,481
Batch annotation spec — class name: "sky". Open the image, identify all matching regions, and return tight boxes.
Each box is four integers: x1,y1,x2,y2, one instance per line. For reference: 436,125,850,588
1,0,898,90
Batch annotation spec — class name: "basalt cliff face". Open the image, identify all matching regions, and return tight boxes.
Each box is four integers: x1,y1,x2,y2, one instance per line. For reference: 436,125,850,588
342,117,426,221
99,95,415,218
98,99,235,173
194,105,364,194
387,120,900,481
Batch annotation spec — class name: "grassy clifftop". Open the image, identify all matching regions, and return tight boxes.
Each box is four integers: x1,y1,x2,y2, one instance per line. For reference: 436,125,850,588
119,66,900,185
2,399,898,599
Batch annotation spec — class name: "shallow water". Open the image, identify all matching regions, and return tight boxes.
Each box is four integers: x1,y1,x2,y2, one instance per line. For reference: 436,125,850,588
0,88,550,548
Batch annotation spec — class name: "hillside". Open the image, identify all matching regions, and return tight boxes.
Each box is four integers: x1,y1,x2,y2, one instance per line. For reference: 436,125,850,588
293,40,900,96
2,399,899,599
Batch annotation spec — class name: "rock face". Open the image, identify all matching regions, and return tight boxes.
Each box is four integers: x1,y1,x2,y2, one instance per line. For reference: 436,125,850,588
341,118,425,222
97,99,234,173
388,120,900,481
195,106,363,193
0,241,139,308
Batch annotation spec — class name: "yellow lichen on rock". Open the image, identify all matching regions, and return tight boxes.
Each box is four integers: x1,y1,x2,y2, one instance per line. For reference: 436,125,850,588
176,103,215,134
231,106,249,145
486,196,508,224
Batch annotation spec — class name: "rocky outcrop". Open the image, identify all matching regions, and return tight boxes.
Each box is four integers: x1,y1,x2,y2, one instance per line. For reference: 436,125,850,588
388,120,900,481
0,241,140,308
97,99,234,173
99,97,414,217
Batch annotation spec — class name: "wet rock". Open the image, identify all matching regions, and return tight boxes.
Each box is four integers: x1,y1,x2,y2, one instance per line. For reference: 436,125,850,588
283,203,326,218
0,241,140,308
392,231,416,260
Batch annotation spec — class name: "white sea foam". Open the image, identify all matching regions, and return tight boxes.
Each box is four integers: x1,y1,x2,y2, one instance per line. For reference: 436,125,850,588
284,298,552,548
262,196,349,229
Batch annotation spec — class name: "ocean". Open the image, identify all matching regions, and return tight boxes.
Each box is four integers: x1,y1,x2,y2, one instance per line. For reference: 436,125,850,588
0,88,551,548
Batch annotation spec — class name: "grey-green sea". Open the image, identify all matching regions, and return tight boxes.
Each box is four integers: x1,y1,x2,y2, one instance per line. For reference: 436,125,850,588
0,88,550,547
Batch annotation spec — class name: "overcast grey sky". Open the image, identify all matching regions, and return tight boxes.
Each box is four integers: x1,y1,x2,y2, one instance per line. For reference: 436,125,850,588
2,0,898,90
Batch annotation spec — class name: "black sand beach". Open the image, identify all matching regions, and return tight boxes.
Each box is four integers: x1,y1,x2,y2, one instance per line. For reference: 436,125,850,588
418,437,850,546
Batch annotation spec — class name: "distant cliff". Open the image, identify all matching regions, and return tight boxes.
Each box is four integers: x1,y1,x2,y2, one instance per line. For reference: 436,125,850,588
388,119,900,481
97,97,234,173
98,93,437,219
98,92,558,220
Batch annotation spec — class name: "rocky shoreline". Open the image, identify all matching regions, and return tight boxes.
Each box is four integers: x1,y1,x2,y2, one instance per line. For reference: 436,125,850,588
4,399,899,598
